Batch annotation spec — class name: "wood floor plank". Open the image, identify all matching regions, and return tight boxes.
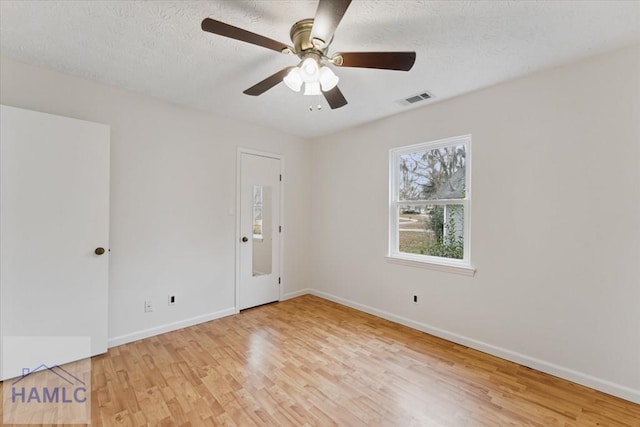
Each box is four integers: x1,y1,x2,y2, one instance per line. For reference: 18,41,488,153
1,294,639,426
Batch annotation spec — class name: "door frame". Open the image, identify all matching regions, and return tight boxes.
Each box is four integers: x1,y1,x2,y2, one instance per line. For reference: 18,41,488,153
235,148,284,313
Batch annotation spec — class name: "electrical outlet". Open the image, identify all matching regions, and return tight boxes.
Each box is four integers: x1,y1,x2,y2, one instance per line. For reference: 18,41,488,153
413,295,419,304
168,295,176,306
144,300,153,312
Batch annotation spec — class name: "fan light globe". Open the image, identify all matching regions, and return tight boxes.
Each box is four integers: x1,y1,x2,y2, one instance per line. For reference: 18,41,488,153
304,81,321,96
318,66,339,92
283,68,303,92
300,58,320,83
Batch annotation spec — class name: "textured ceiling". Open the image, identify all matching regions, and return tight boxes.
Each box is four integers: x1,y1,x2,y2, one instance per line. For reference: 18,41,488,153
1,1,639,138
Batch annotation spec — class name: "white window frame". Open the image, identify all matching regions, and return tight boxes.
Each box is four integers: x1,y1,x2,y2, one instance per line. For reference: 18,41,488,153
387,134,475,276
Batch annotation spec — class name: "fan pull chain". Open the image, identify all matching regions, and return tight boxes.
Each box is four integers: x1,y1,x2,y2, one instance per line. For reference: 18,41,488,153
309,96,323,112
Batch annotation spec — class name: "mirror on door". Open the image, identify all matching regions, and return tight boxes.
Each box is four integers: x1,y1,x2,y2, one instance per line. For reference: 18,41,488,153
252,185,272,276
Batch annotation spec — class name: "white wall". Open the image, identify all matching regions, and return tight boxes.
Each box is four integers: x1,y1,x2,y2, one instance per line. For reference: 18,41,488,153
0,57,312,346
309,45,640,403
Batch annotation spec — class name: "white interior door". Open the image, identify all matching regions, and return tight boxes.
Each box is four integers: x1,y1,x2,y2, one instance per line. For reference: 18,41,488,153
0,105,110,380
238,152,281,310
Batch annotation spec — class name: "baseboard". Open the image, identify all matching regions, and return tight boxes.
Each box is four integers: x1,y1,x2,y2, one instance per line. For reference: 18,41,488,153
309,289,640,404
107,307,236,348
281,288,311,301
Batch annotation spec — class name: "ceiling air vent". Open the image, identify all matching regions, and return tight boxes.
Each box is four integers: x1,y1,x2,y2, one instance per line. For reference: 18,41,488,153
398,91,433,106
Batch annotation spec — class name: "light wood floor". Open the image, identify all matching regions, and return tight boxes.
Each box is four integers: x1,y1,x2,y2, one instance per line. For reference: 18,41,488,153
1,294,639,426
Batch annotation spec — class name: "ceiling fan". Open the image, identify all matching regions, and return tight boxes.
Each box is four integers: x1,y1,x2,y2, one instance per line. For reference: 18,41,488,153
201,0,416,109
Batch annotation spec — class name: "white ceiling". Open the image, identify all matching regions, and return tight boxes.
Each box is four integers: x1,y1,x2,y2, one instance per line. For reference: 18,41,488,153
1,1,638,138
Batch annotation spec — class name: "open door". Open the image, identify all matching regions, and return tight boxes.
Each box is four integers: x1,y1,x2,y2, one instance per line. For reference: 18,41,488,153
0,105,110,381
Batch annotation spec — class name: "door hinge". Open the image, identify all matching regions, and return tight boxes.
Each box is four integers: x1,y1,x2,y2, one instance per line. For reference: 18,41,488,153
278,277,281,284
279,225,282,233
279,174,282,181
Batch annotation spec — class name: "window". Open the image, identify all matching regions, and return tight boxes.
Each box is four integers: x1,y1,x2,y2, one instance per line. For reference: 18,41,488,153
388,135,473,274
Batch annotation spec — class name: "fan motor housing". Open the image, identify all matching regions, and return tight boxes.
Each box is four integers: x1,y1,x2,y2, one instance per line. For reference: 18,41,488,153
290,19,330,55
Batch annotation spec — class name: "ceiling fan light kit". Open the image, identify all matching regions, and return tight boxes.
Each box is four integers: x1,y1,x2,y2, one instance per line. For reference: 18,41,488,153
201,0,416,110
284,58,340,94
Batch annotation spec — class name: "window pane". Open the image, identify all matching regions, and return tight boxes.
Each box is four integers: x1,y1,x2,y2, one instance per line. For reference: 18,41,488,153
399,144,466,200
398,204,464,259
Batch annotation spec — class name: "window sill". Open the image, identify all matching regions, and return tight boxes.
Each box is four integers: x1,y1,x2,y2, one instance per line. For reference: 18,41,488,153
385,255,476,277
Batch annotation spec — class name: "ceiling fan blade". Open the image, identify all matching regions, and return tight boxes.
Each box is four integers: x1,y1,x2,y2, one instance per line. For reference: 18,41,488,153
310,0,352,48
201,18,294,53
335,52,416,71
243,67,294,96
323,86,348,109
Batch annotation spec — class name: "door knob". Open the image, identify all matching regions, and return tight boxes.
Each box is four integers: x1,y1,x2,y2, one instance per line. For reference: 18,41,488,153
95,247,105,255
241,236,248,242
